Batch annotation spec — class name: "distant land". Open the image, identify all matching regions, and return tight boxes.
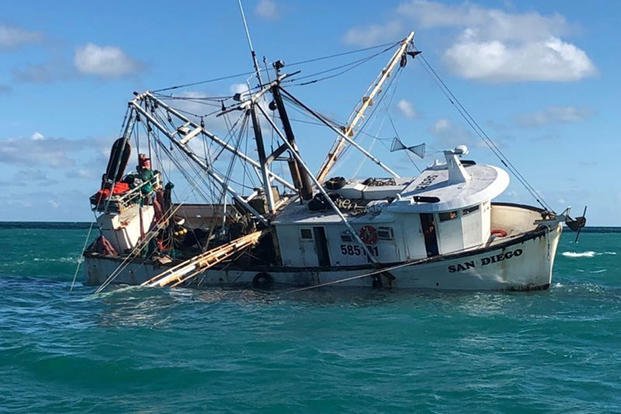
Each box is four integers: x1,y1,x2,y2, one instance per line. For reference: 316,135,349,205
0,222,619,232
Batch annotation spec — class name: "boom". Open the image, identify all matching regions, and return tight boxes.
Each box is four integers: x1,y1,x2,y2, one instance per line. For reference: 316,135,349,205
316,32,415,183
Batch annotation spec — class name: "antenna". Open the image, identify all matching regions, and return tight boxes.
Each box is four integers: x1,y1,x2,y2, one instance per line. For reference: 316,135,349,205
390,138,426,158
238,0,264,87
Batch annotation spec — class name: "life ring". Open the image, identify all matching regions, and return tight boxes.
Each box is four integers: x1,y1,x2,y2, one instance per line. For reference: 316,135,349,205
359,225,378,245
491,229,507,238
252,272,274,290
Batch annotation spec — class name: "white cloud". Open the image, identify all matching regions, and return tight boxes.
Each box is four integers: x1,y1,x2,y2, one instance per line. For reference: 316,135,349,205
397,1,571,41
517,106,591,127
344,0,596,82
48,200,60,208
0,135,110,168
430,118,473,148
396,99,417,118
0,137,75,167
432,118,450,133
231,82,251,98
13,60,71,83
256,0,279,20
343,20,404,47
74,43,142,78
444,34,595,82
0,24,42,50
74,168,95,179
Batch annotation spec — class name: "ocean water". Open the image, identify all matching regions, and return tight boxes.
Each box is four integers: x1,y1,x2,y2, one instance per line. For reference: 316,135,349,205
0,224,620,413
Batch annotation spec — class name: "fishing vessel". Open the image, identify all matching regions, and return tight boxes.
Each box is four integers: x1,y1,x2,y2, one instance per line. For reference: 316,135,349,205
84,32,585,292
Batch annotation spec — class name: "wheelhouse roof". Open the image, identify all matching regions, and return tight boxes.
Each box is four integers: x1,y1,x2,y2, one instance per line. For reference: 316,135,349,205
388,162,509,213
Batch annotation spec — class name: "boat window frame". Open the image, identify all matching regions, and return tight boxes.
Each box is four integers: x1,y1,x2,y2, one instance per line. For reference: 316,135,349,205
462,205,480,216
340,230,354,242
377,226,394,240
300,228,313,240
439,210,459,222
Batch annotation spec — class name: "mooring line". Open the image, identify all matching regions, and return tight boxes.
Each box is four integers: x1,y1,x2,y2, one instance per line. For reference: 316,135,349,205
280,257,430,295
70,221,95,292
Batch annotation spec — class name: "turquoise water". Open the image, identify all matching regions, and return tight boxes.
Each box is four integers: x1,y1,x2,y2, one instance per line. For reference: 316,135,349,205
1,224,620,413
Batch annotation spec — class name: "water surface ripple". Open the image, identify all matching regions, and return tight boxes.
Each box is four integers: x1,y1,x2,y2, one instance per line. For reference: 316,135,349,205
1,225,619,412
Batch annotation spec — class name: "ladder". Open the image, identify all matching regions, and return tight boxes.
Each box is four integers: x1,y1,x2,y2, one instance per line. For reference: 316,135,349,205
141,230,266,288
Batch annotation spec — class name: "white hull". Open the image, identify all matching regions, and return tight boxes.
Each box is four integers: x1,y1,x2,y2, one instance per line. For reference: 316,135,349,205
84,223,562,291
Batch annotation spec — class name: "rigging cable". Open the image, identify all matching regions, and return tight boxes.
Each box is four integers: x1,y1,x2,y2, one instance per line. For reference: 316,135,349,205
416,53,552,211
93,201,187,294
70,221,95,292
389,116,422,174
350,65,407,176
150,41,398,93
285,44,397,86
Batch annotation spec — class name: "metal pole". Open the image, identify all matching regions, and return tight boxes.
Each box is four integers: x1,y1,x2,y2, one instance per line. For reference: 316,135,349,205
238,0,263,87
249,103,276,213
256,103,379,264
271,85,314,200
316,32,414,182
280,88,400,179
143,92,296,191
130,101,268,225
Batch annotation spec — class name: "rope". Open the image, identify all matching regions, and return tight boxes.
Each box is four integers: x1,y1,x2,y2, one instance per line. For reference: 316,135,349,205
348,65,406,177
287,44,396,86
70,221,95,291
416,53,552,212
150,41,398,93
279,225,526,295
280,258,425,295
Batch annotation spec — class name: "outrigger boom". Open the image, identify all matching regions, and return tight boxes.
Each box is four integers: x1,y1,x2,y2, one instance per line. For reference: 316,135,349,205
316,32,415,183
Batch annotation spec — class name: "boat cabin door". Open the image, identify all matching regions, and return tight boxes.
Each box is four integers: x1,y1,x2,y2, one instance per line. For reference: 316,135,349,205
420,213,439,257
313,227,331,266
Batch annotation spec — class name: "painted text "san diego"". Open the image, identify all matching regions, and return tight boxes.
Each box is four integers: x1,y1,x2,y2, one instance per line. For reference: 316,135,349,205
448,249,523,273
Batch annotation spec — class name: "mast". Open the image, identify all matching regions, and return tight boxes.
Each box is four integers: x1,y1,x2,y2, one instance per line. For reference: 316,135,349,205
238,0,263,87
255,103,380,265
316,32,415,183
270,73,314,200
249,102,276,214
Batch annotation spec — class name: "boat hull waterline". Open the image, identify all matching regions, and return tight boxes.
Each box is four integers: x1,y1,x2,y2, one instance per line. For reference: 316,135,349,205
85,224,561,291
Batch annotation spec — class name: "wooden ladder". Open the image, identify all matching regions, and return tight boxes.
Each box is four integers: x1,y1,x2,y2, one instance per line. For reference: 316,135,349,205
141,230,266,288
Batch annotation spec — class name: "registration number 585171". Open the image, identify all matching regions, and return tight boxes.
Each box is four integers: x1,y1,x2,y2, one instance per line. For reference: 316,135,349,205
339,244,379,256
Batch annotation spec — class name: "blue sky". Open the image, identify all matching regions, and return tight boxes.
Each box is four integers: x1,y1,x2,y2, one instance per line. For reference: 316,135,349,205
0,0,619,225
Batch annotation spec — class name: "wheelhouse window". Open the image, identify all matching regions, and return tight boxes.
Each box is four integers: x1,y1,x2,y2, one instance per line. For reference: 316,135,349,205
300,228,313,239
377,226,394,240
462,205,480,216
439,211,459,221
340,230,354,242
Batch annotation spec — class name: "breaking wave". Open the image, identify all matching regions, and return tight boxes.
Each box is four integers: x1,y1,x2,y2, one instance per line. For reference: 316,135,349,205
562,251,596,258
561,251,617,258
32,256,81,264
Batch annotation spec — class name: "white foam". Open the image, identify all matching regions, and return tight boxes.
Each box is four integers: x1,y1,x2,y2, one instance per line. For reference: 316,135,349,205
562,251,596,258
33,256,80,263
